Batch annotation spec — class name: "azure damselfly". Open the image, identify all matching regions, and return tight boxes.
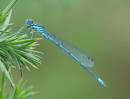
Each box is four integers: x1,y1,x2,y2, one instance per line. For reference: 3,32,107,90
26,19,106,87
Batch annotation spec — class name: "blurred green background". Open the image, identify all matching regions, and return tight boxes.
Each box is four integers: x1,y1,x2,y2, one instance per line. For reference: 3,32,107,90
1,0,130,99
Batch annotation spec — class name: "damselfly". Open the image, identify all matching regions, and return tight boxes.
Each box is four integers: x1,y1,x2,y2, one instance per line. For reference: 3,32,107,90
25,19,106,87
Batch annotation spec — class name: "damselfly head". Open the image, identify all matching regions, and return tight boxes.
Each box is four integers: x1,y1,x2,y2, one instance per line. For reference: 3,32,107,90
25,19,33,26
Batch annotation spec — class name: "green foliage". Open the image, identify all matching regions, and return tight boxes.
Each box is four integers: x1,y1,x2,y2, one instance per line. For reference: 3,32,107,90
0,0,19,88
0,75,36,99
0,9,12,31
0,0,41,84
0,0,42,98
0,11,5,24
0,0,18,23
0,26,41,76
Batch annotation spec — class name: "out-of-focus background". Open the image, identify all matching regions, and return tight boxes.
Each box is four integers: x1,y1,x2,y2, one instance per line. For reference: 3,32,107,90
1,0,130,99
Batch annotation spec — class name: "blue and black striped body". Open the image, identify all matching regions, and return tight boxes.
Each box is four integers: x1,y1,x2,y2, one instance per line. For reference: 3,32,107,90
26,19,106,87
26,20,61,45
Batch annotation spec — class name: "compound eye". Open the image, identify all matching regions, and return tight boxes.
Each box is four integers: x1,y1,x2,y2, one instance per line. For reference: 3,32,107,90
25,19,33,26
